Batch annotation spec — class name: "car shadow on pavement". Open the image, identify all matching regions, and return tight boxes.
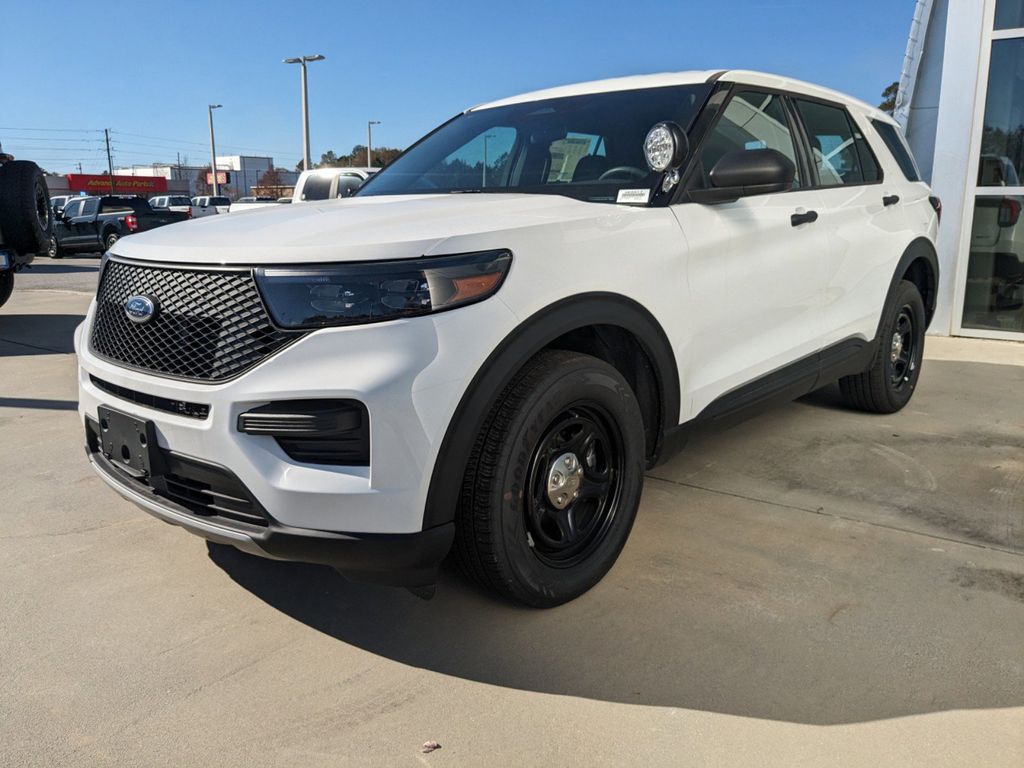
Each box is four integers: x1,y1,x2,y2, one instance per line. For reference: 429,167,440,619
27,263,100,275
0,397,77,410
0,314,82,356
207,532,1024,726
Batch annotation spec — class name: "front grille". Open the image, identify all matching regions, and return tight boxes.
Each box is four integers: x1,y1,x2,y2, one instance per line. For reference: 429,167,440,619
90,258,304,382
90,375,210,419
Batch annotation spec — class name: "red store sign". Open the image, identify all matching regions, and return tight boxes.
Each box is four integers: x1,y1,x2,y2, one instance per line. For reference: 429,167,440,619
66,174,168,194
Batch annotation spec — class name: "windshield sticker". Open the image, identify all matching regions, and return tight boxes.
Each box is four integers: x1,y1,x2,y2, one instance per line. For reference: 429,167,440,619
616,189,650,205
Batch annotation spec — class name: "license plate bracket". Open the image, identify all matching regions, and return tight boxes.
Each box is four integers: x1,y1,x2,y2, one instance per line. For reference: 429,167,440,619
97,406,158,478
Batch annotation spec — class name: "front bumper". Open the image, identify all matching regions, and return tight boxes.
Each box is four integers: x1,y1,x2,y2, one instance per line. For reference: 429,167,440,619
87,440,454,587
75,288,518,582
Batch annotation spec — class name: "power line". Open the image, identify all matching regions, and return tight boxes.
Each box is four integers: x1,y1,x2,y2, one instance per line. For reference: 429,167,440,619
2,135,105,144
0,126,104,133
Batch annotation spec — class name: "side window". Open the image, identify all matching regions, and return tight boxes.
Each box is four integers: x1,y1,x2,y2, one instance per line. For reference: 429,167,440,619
64,200,83,218
795,100,881,186
82,199,99,216
697,90,801,188
335,175,364,198
871,119,922,182
547,132,604,182
437,125,517,189
301,176,333,201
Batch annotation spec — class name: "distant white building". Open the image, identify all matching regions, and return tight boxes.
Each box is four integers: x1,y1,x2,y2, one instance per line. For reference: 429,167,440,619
899,0,1024,340
114,155,297,199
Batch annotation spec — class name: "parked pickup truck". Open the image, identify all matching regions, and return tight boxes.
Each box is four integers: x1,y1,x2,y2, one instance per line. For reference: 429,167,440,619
49,195,188,257
0,150,53,308
149,194,218,219
192,195,231,214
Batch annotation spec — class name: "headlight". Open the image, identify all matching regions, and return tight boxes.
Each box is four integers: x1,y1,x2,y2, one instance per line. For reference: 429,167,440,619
254,249,512,329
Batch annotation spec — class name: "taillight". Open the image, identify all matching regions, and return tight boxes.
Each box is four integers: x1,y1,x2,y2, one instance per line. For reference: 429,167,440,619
998,197,1021,228
928,196,942,224
125,214,138,232
186,207,193,219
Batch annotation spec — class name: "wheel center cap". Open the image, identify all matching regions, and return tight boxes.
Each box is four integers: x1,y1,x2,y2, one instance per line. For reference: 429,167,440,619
547,452,583,510
890,332,903,363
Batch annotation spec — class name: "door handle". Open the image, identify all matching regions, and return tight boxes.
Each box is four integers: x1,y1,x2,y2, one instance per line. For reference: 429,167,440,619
883,195,900,207
791,210,819,227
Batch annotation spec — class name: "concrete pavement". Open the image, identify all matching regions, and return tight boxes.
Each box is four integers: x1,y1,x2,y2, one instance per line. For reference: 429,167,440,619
1,286,1022,767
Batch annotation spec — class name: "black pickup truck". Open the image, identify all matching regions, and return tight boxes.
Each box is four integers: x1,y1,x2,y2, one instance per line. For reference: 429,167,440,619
49,195,188,257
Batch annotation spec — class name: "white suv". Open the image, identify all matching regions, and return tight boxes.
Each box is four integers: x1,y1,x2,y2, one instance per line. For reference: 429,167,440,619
75,70,940,606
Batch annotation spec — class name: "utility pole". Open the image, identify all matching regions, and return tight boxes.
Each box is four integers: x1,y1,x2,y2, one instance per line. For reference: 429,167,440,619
283,54,325,170
104,129,115,193
208,104,222,196
370,120,382,167
76,162,83,174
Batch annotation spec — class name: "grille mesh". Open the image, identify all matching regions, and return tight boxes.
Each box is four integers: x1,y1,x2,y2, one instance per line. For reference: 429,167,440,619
90,259,303,382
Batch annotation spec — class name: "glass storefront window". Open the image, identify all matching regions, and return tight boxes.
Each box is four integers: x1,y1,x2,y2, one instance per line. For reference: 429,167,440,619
963,196,1024,333
979,38,1024,186
995,0,1024,30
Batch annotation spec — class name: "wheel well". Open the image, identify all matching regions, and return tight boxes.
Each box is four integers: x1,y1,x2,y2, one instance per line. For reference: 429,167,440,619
902,256,937,326
547,325,662,461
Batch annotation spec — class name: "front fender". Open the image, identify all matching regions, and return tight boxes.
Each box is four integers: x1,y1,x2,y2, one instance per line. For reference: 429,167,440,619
422,292,679,530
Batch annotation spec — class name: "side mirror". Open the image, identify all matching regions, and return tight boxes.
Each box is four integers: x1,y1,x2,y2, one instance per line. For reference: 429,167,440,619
689,149,795,204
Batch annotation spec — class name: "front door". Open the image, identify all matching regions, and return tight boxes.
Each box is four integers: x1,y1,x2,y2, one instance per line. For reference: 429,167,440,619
673,89,829,417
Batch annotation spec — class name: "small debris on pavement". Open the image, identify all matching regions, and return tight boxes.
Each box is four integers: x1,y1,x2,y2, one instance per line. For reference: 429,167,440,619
421,740,442,754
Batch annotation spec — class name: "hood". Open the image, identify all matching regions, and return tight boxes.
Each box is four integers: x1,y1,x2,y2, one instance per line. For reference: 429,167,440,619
112,193,626,265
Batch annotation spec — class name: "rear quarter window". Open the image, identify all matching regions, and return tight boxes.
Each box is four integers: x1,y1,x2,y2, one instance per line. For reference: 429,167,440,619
871,120,922,182
301,176,333,201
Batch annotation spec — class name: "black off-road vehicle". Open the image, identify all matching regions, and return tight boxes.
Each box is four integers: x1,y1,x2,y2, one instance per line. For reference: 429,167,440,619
0,144,53,308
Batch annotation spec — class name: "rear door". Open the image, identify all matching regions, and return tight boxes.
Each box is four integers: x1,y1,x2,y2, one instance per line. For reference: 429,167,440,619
672,88,829,416
790,99,906,348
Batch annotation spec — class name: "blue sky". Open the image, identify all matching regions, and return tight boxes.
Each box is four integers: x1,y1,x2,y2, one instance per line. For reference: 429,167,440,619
1,0,913,174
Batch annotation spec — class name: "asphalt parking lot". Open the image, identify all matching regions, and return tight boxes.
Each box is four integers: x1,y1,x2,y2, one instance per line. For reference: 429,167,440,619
2,265,1023,767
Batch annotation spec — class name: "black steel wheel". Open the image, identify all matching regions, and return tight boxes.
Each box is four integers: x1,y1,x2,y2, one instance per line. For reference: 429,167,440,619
888,305,917,392
839,279,926,413
456,349,646,607
524,404,623,568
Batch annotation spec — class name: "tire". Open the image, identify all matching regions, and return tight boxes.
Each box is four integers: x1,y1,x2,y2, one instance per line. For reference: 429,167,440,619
103,231,120,251
0,270,13,309
455,349,646,607
0,161,52,254
839,280,926,414
47,234,62,259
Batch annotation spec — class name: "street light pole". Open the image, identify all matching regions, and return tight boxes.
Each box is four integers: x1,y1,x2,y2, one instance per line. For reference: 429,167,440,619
284,54,325,171
367,121,381,168
208,104,222,196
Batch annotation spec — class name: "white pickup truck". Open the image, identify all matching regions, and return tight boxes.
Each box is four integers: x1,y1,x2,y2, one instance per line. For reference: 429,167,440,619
192,195,232,214
149,195,217,219
292,167,377,203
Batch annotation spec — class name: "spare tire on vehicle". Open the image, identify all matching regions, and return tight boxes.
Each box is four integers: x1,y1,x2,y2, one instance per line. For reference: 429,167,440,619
0,160,53,255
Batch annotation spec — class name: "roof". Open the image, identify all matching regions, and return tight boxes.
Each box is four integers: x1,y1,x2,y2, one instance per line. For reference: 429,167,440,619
469,69,891,121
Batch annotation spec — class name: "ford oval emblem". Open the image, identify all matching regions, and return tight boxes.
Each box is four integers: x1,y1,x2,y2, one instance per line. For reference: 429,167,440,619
125,295,157,324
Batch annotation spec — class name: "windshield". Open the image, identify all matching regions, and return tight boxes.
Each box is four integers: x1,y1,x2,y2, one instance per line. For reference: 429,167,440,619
359,84,712,203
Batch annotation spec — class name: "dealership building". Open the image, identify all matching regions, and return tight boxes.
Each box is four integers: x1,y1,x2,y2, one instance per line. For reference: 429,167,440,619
899,0,1024,340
